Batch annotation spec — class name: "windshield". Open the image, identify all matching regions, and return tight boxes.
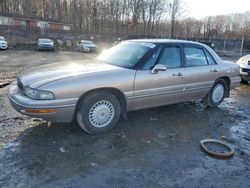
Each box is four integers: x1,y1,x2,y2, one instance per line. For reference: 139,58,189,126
38,39,52,43
97,41,154,68
83,41,94,45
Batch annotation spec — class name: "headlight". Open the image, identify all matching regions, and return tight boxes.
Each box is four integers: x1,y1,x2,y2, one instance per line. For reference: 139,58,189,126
24,87,55,100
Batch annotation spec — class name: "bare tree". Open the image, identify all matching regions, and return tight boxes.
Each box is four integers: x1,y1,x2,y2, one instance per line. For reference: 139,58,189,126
0,0,250,41
168,0,186,38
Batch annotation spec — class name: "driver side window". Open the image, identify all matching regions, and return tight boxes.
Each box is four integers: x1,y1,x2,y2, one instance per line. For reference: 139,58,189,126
158,47,181,69
143,47,161,70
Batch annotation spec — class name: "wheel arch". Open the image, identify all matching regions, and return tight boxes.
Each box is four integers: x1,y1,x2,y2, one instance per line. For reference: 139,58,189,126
74,87,127,119
216,76,230,97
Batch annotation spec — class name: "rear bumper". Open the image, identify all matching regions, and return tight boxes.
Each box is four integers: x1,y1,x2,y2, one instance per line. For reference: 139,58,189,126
9,82,77,122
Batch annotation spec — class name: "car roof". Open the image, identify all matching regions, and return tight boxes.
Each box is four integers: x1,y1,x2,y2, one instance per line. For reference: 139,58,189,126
80,40,93,42
127,39,202,45
38,38,52,40
127,38,222,64
242,54,250,59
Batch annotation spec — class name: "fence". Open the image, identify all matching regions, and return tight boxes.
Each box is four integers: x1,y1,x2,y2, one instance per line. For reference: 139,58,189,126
184,37,250,57
0,25,76,42
1,24,250,57
211,38,250,57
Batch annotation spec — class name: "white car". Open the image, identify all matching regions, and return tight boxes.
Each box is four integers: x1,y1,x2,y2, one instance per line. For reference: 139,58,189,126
77,40,97,52
37,38,55,51
0,36,8,50
236,55,250,82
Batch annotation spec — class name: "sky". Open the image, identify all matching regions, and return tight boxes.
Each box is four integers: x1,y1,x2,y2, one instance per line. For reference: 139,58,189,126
184,0,250,19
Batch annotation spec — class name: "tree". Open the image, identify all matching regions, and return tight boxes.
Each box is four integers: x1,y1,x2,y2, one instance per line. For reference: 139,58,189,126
0,0,249,40
168,0,186,38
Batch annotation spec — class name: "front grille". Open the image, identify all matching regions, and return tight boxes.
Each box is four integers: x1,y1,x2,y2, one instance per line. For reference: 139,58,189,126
17,78,23,90
242,68,250,73
39,44,52,47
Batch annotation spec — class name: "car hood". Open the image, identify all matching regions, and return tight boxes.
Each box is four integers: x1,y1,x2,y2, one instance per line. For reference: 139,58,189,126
18,59,122,89
241,54,250,59
223,60,235,64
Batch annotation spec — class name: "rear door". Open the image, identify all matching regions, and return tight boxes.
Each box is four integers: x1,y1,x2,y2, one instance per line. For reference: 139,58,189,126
183,45,220,100
133,44,185,110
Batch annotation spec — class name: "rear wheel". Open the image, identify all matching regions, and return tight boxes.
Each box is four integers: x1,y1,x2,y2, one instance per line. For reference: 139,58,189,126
76,91,121,134
204,79,227,107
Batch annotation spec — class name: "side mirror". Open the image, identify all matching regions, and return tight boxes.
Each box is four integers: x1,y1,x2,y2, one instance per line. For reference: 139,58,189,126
151,64,167,74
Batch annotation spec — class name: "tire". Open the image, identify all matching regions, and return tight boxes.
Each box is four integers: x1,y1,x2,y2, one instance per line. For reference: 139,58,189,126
204,79,227,107
76,91,121,134
241,78,249,84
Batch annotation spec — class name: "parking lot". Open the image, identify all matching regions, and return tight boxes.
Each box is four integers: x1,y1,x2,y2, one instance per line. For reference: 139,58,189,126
0,50,250,187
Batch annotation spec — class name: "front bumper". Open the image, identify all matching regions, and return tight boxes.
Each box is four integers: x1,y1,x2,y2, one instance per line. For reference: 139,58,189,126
0,44,7,49
38,45,54,50
83,47,96,52
240,68,250,81
9,82,77,122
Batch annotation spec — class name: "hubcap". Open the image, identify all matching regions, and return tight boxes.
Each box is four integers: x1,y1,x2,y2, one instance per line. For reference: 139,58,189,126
89,100,115,128
212,84,224,103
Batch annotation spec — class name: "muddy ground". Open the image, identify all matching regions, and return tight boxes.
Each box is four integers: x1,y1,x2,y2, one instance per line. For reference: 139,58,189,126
0,50,250,188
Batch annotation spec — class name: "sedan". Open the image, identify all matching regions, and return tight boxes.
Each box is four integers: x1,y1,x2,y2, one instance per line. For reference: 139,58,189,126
9,39,241,134
77,40,97,52
236,55,250,82
0,36,8,50
37,38,55,51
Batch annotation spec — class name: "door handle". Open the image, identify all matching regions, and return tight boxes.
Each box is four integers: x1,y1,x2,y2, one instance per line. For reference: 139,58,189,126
210,69,218,72
172,72,182,77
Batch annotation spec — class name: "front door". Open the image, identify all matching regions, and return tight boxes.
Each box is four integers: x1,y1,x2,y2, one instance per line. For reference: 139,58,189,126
133,45,185,110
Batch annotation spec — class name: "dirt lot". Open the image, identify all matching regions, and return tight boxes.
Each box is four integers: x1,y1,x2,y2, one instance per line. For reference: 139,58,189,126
0,50,250,188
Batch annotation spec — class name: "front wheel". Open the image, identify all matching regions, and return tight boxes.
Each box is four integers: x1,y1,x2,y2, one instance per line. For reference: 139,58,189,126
241,77,249,84
204,79,227,107
76,91,121,134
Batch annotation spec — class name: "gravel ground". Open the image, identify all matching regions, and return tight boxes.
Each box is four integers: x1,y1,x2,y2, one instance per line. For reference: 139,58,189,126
0,50,250,188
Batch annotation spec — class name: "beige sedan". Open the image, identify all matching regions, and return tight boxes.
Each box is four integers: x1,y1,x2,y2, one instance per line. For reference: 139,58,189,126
9,39,241,134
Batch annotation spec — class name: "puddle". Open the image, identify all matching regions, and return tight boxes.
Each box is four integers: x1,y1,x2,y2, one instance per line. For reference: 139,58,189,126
0,82,10,88
0,140,20,154
3,140,20,148
230,120,250,155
